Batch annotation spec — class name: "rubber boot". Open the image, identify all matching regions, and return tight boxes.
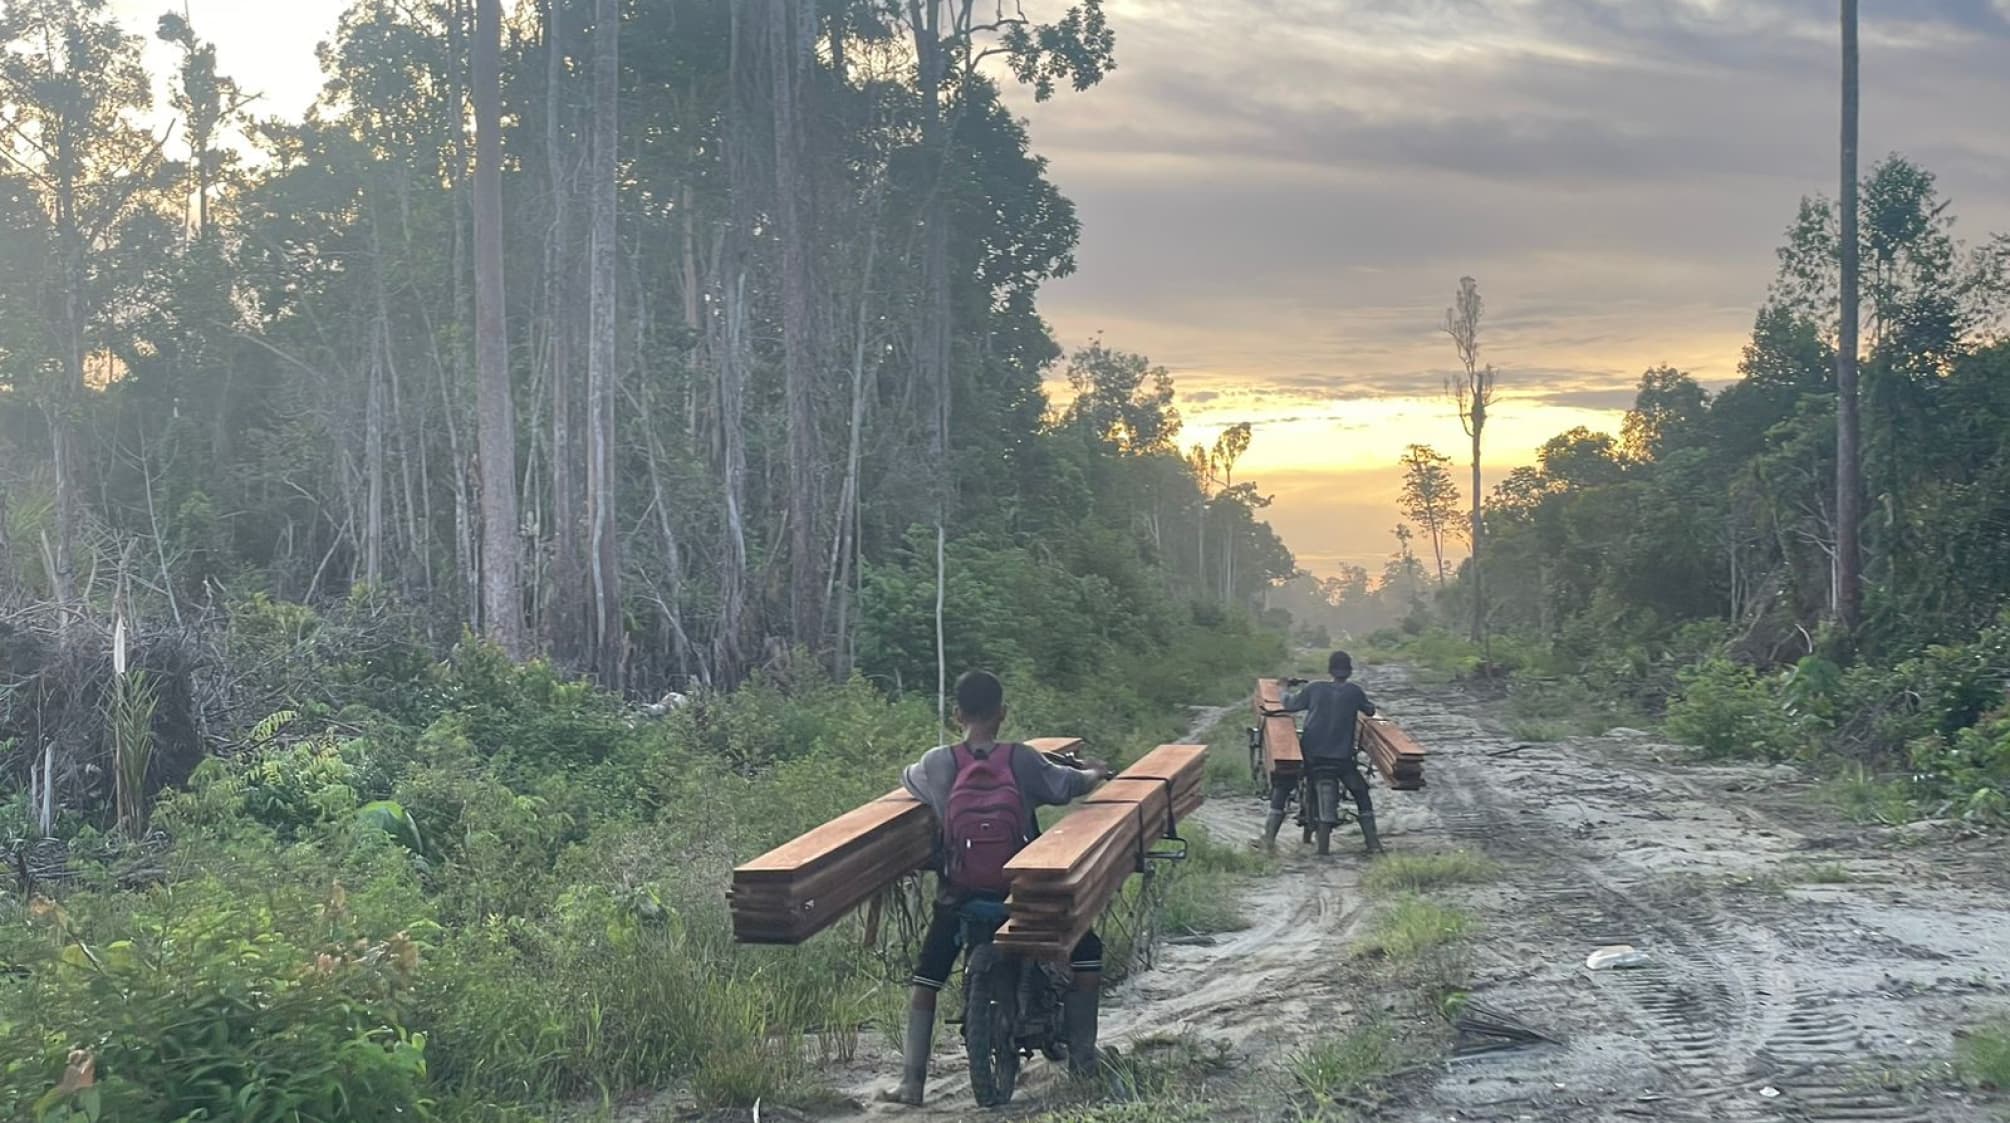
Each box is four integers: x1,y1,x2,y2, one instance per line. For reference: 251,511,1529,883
1064,986,1101,1078
1259,809,1286,851
878,1005,934,1106
1314,779,1338,856
1359,810,1386,856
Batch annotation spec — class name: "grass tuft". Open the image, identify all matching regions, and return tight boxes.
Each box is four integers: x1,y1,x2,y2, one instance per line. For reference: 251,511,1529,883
1290,1020,1401,1107
1091,1032,1234,1107
1798,861,1853,884
1155,825,1265,937
1361,849,1497,893
1957,1019,2010,1090
1357,894,1472,962
1816,766,1918,826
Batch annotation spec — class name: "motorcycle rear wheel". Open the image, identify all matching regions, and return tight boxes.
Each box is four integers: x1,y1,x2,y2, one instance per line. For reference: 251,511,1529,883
964,950,1022,1107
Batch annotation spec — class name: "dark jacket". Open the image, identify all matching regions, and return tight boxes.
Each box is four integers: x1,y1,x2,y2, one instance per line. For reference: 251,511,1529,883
1279,679,1376,761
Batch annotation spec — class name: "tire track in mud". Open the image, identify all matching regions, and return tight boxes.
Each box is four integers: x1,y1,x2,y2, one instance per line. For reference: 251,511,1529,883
1372,666,1953,1123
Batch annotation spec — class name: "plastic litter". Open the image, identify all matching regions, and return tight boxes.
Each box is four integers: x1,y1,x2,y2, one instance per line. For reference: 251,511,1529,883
1585,944,1651,970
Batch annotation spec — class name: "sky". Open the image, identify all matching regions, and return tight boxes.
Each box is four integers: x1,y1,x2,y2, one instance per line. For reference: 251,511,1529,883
115,0,2010,577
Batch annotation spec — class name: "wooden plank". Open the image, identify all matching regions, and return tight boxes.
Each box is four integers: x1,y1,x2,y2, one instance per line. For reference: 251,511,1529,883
1255,679,1304,778
1004,804,1135,876
1357,714,1427,791
734,795,928,881
731,735,1093,945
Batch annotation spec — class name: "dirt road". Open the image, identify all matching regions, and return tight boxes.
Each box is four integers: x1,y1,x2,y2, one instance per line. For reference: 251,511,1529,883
833,665,2010,1121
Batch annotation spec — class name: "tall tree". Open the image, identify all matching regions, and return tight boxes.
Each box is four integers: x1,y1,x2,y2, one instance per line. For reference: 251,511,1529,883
1397,443,1459,588
1445,276,1497,653
155,12,244,239
0,0,159,614
1212,422,1251,599
542,0,584,662
1835,0,1863,634
473,0,526,656
768,0,819,650
586,0,621,678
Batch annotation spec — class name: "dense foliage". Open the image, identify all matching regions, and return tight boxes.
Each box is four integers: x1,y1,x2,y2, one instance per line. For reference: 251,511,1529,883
0,1,1297,1116
1425,156,2010,815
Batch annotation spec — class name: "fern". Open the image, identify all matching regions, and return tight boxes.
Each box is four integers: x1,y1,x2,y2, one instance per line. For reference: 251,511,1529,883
250,709,300,745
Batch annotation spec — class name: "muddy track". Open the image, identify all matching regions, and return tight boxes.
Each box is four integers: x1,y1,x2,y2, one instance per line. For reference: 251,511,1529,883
822,670,2009,1122
1370,666,2008,1123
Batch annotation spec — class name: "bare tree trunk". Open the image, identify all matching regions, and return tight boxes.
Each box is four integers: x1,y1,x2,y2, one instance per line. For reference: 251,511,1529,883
474,0,526,657
680,185,703,438
1835,0,1863,636
50,146,85,616
587,0,622,681
829,226,881,679
769,0,821,652
1469,434,1484,646
365,323,386,586
543,0,583,662
444,0,478,629
0,485,16,601
715,268,752,682
909,1,953,723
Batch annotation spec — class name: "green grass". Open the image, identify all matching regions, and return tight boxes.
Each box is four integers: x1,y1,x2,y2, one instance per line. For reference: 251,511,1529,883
1797,861,1854,884
1357,895,1473,962
1957,1019,2010,1089
1098,1031,1235,1102
1361,849,1497,893
1503,677,1646,741
1204,711,1260,797
1504,718,1575,742
1290,1020,1402,1107
1816,766,1919,826
1156,824,1267,937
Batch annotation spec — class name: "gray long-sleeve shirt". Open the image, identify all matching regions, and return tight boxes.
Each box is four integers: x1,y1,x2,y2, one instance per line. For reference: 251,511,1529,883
901,741,1096,836
1279,679,1377,761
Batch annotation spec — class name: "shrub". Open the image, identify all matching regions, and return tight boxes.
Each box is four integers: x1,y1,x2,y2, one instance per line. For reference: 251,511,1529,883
1,878,432,1122
1665,658,1801,759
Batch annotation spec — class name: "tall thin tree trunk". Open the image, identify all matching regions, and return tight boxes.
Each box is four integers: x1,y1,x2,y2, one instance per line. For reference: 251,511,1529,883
1469,436,1484,646
829,226,880,679
770,0,820,651
587,0,622,681
544,0,583,661
474,0,526,656
1835,0,1863,635
444,0,478,629
909,1,952,723
365,325,386,586
0,485,16,600
49,140,85,616
715,268,752,682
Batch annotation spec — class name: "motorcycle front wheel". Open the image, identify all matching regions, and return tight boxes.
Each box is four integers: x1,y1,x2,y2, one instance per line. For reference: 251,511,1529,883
964,946,1022,1107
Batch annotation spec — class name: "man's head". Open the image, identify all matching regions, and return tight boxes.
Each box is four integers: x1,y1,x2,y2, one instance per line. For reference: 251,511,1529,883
953,670,1007,735
1328,650,1354,681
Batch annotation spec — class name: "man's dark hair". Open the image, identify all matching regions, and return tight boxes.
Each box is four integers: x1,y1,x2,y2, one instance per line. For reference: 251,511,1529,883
1328,650,1354,679
954,670,1005,722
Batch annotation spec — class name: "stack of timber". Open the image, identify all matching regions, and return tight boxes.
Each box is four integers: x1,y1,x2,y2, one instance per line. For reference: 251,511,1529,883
1254,678,1304,780
1358,714,1427,790
729,738,1086,945
993,743,1207,960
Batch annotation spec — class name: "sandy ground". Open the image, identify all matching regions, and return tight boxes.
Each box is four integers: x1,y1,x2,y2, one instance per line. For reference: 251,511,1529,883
814,665,2010,1122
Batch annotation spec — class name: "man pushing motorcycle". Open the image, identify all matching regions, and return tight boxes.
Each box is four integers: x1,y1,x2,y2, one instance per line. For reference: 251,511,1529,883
880,670,1111,1107
1261,650,1385,856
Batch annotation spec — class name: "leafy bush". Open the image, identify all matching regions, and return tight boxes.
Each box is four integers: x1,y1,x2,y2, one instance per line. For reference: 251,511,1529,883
1665,658,1802,759
1,878,432,1122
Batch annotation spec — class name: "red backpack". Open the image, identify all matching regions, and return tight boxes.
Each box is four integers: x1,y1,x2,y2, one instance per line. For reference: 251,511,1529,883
944,742,1028,895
